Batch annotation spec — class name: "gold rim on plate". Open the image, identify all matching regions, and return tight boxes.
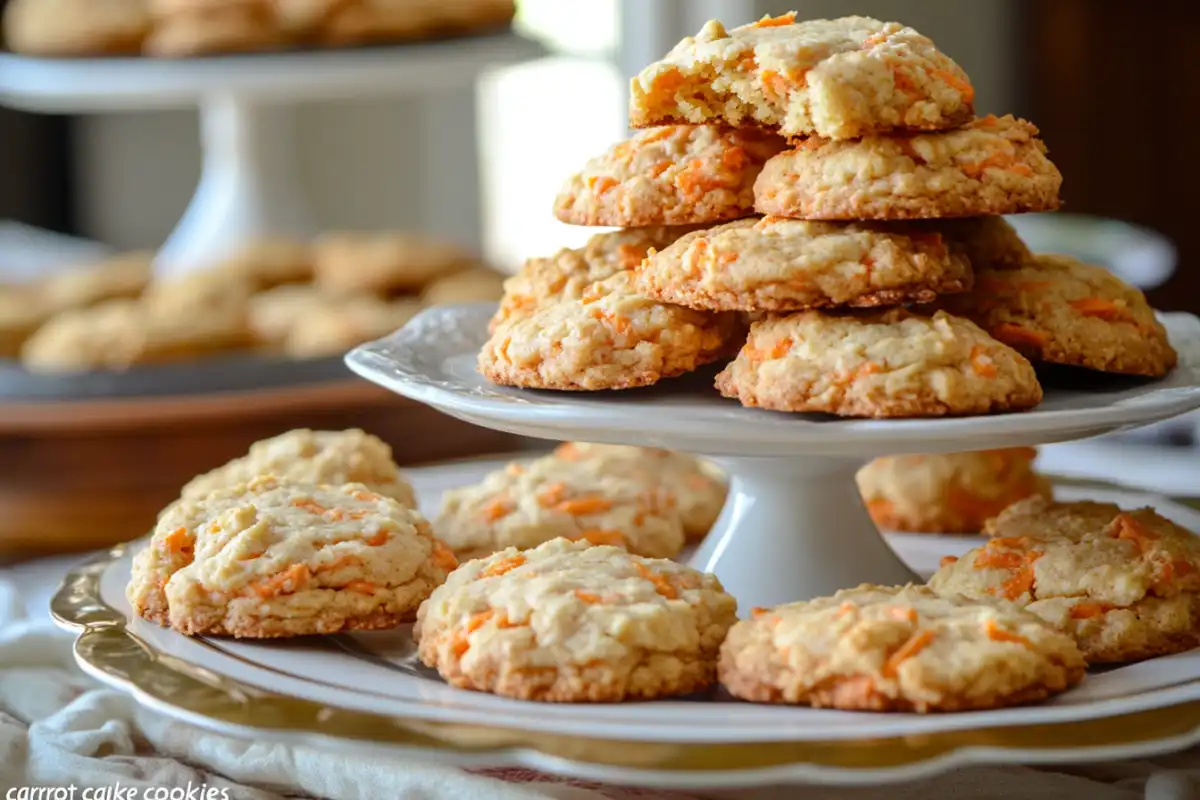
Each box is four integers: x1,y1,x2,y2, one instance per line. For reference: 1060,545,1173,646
49,476,1200,781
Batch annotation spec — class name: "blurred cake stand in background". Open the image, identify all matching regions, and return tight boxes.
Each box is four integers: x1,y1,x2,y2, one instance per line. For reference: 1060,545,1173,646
0,31,545,279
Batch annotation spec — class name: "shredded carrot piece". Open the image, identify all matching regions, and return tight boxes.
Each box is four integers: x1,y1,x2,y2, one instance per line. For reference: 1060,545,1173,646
939,555,959,568
635,562,678,599
974,548,1025,570
760,70,791,103
364,530,389,547
755,11,796,27
866,498,895,524
977,114,1000,127
352,491,381,502
591,308,634,336
999,567,1037,599
292,499,327,515
249,564,311,599
315,555,361,573
161,527,191,555
640,127,676,143
721,147,748,171
344,580,376,595
861,32,889,48
970,345,998,379
480,495,513,522
889,607,919,623
1007,164,1033,176
587,175,619,195
750,606,770,618
835,601,856,618
992,322,1048,350
1069,601,1114,619
466,609,494,633
554,443,582,461
575,589,604,604
928,67,974,103
537,482,568,508
648,69,685,99
891,67,919,96
736,52,757,71
985,619,1031,647
768,337,793,359
718,251,739,266
675,161,729,200
647,161,671,179
1111,513,1156,553
480,555,525,578
574,529,626,548
882,630,934,677
449,631,470,658
1070,297,1131,322
431,541,458,572
556,496,613,516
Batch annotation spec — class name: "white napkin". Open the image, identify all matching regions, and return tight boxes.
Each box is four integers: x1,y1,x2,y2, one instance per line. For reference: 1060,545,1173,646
0,570,1197,800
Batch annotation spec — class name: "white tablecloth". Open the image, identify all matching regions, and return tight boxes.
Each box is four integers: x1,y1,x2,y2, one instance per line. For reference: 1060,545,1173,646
3,442,1200,799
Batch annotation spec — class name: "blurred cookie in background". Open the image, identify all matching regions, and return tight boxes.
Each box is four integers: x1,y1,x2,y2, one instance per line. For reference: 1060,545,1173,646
283,295,422,358
3,0,151,56
313,231,479,297
217,236,314,290
37,251,153,314
420,268,506,306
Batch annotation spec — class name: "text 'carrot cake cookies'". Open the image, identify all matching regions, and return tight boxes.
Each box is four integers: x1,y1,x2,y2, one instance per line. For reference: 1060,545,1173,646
856,448,1051,534
636,216,972,312
630,15,974,140
490,226,696,332
553,125,786,227
181,428,417,508
480,271,740,391
555,441,727,541
929,498,1200,663
128,475,457,637
939,253,1178,377
435,455,685,560
718,584,1085,711
715,309,1043,418
415,538,738,702
754,116,1062,220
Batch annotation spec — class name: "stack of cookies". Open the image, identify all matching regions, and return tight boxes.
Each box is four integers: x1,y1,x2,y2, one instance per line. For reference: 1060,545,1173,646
482,12,1178,418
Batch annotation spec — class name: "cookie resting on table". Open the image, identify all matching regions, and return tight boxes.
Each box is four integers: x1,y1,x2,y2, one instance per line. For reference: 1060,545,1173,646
553,125,786,228
718,583,1085,711
937,253,1178,377
714,309,1043,418
856,448,1051,534
634,216,973,312
629,14,975,140
181,428,417,508
490,226,698,332
415,538,738,702
128,475,456,637
929,498,1200,663
434,454,685,561
754,115,1062,220
479,271,740,391
554,442,727,542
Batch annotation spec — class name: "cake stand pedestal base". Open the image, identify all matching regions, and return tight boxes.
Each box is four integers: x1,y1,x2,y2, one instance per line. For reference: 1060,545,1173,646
689,456,918,611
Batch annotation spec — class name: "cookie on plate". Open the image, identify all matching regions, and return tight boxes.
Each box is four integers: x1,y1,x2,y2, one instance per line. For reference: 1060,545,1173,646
415,538,737,701
856,448,1051,534
217,237,313,289
635,216,972,312
938,254,1177,377
480,271,740,391
182,428,416,506
930,498,1200,663
128,476,456,636
719,583,1084,710
420,268,507,306
715,309,1043,418
434,455,685,560
3,0,151,56
37,252,153,314
554,442,726,541
313,231,478,296
144,1,291,56
755,115,1062,220
491,226,696,332
283,296,422,359
247,284,326,348
0,286,50,358
938,216,1034,272
630,15,974,140
553,125,786,228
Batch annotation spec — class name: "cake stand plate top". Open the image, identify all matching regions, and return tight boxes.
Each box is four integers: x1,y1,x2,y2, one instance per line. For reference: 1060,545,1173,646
345,304,1200,457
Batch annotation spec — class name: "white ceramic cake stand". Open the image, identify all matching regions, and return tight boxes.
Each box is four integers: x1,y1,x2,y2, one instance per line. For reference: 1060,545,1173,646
347,305,1200,610
0,33,543,278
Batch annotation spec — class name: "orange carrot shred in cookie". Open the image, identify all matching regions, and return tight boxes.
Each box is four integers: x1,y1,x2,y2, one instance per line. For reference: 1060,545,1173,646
635,562,678,599
344,580,376,595
984,619,1031,647
928,68,974,102
555,496,613,516
756,11,796,27
575,589,604,604
431,541,458,572
970,345,999,379
292,498,327,515
889,606,919,623
641,127,676,143
352,490,381,502
769,337,793,359
891,67,919,96
1070,297,1131,322
939,555,959,568
999,567,1036,600
750,606,770,618
587,176,618,195
861,32,889,49
537,482,568,507
574,529,626,548
466,609,494,632
480,556,525,578
364,530,389,547
647,161,672,179
161,527,191,555
249,564,311,599
1112,513,1156,553
480,495,513,522
882,630,934,677
1069,601,1114,619
993,322,1048,349
721,147,749,171
866,498,895,522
